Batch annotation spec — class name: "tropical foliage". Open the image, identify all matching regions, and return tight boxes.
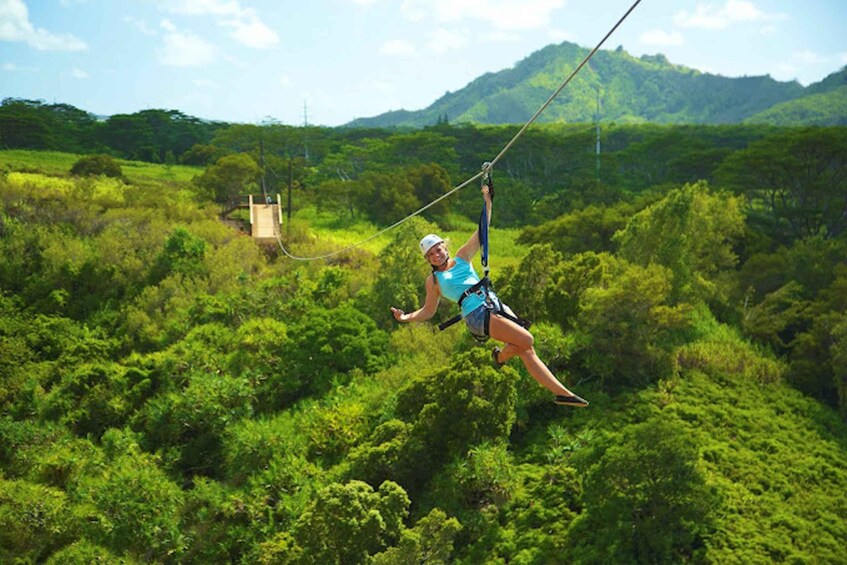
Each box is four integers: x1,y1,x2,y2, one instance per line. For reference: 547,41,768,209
1,117,846,563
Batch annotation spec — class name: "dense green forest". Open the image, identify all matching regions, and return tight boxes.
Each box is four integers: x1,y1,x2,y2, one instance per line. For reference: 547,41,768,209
0,99,227,164
1,118,846,563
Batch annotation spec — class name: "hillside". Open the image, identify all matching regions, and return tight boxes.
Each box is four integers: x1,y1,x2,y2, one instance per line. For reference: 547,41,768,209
745,68,847,125
346,42,845,128
805,65,847,95
744,85,847,126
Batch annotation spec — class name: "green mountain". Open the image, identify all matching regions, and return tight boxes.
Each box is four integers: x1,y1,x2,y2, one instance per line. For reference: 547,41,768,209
805,65,847,95
346,42,845,127
745,68,847,125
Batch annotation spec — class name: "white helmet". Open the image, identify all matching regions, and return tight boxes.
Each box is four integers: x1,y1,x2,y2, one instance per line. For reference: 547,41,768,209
419,234,444,256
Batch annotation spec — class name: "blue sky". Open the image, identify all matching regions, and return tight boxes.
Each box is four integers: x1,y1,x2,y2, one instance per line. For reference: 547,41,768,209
2,0,846,126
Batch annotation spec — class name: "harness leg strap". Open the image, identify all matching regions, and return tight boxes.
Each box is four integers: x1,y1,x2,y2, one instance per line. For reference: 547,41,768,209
496,308,532,330
438,314,464,331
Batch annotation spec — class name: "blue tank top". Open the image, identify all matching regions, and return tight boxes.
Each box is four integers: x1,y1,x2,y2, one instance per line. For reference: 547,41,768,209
434,257,493,317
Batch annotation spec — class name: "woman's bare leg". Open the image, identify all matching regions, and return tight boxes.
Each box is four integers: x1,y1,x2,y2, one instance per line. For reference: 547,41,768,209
496,342,521,363
487,314,576,397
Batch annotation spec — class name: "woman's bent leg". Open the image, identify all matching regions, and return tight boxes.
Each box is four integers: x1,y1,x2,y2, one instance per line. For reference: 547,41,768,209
487,314,576,397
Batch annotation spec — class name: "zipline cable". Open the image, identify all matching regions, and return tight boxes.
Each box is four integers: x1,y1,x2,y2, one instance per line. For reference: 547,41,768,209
274,0,642,261
486,0,642,170
274,172,485,261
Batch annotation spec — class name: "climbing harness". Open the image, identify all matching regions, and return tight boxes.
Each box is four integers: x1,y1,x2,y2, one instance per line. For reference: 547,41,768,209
437,276,532,340
437,163,532,341
272,0,642,261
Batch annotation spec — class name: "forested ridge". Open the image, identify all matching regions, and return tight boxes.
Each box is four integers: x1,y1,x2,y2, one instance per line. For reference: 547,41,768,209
346,43,847,128
1,118,846,563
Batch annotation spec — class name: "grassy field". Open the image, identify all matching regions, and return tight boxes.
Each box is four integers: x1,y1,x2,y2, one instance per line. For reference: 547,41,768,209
0,149,203,184
288,205,529,269
2,149,530,267
0,149,79,175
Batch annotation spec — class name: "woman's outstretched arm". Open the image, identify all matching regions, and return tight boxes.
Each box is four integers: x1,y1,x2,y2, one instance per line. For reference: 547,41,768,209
456,185,492,262
391,275,440,322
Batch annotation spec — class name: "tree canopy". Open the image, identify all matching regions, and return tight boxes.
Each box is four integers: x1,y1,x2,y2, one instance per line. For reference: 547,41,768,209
1,121,846,563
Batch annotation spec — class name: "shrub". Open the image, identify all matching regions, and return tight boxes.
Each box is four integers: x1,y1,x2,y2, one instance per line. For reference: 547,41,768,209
134,371,253,478
222,412,307,483
38,362,132,438
70,154,123,178
569,417,720,563
45,539,128,564
560,254,692,389
372,508,462,565
291,480,410,564
74,447,185,560
0,478,79,562
287,303,391,397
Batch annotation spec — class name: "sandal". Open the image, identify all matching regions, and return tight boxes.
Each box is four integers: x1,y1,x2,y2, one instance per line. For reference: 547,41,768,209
554,394,589,408
491,346,506,369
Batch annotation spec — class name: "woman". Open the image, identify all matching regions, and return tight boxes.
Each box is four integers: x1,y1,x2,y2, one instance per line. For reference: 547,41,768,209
390,186,588,407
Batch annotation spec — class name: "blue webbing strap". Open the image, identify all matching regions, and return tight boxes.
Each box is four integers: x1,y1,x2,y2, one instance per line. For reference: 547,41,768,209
480,161,492,277
479,201,489,277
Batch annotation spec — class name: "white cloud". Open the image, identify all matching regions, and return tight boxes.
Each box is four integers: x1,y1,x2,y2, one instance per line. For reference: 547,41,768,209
69,67,89,79
379,39,416,56
222,53,246,68
400,0,426,22
124,15,156,36
674,1,784,30
222,17,278,49
770,62,798,81
486,30,520,43
2,61,35,71
766,50,837,83
640,29,684,47
793,50,824,65
0,0,87,51
159,21,216,67
402,0,565,31
371,80,395,94
426,27,470,55
481,0,566,31
193,78,220,89
840,53,847,66
161,0,279,49
164,0,242,17
278,74,291,87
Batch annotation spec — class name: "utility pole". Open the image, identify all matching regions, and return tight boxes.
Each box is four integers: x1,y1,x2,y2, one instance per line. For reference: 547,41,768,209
260,136,267,200
595,88,601,179
303,100,310,161
287,158,292,224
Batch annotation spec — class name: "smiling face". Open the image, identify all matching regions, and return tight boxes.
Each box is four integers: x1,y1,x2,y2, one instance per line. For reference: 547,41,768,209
425,241,449,268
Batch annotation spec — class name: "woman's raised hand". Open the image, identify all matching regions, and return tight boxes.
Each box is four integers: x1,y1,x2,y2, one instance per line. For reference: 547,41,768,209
482,184,492,203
